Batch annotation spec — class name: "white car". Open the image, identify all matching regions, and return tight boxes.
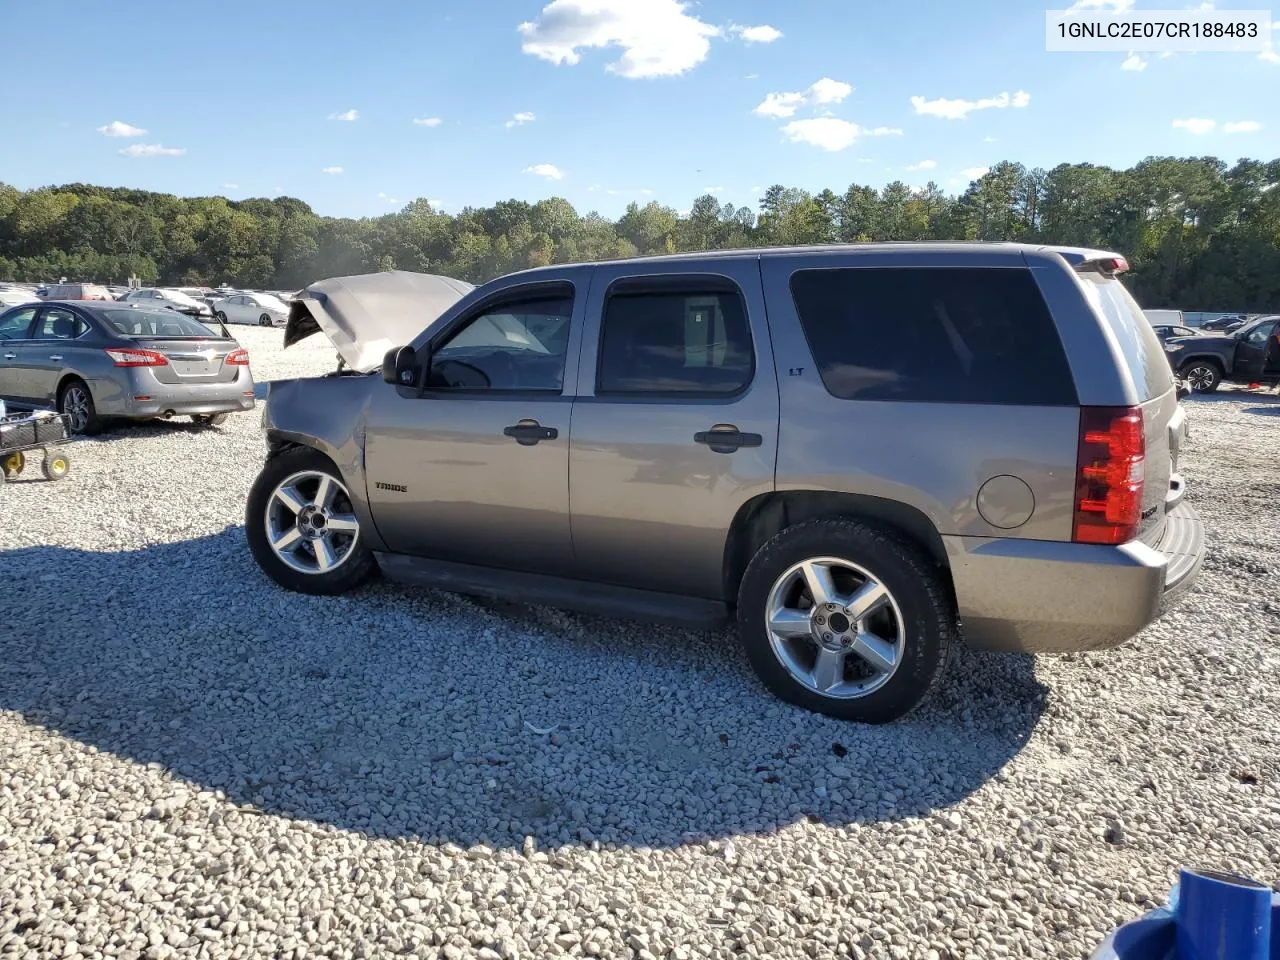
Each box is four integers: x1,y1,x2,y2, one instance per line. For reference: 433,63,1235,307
0,286,36,308
118,287,214,318
213,292,291,327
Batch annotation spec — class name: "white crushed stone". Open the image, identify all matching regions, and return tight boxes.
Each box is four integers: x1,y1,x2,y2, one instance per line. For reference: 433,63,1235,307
1,325,1277,959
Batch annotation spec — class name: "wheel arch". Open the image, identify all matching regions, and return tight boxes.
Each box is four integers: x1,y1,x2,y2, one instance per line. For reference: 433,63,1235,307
1178,354,1225,372
722,490,952,604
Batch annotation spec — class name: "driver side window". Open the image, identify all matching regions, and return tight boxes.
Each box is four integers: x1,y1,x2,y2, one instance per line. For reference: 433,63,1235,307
1245,322,1275,345
429,295,573,393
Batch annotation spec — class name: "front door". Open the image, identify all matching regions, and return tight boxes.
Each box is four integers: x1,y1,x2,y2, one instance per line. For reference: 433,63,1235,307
363,284,583,576
1233,318,1279,381
568,262,779,600
0,306,39,402
25,306,91,405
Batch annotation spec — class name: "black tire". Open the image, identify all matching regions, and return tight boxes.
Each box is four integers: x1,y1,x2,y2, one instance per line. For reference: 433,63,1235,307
246,448,376,596
215,311,228,324
2,451,25,479
736,518,954,724
58,379,101,435
191,413,229,427
259,314,272,327
1179,359,1222,393
41,452,70,481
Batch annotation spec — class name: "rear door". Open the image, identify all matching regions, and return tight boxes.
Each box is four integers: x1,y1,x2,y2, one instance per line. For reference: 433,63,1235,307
1232,319,1278,381
0,306,39,401
568,260,778,600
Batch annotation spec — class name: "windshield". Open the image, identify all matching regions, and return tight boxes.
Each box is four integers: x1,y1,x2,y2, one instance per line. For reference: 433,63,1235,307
101,309,221,338
1078,273,1173,401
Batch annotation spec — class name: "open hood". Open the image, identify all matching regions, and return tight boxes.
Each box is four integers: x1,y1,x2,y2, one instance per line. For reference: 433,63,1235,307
284,270,474,373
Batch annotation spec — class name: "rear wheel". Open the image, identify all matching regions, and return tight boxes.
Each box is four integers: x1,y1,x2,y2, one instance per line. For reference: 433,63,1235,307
58,379,101,435
736,518,954,723
2,451,25,479
41,452,69,480
215,311,228,324
191,413,229,427
246,448,376,595
1180,360,1222,393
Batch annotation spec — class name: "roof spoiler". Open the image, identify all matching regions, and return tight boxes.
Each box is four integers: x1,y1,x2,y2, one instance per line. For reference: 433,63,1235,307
1047,246,1130,276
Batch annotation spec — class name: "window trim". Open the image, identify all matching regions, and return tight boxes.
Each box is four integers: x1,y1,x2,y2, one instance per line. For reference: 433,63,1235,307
787,264,1079,407
421,280,577,398
594,273,756,400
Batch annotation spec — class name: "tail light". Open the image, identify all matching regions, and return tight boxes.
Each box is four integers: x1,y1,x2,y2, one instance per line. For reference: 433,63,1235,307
105,348,168,367
225,349,249,366
1073,406,1145,545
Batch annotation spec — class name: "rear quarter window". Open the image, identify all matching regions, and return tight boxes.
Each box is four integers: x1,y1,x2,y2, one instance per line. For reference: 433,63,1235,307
789,266,1077,405
1078,275,1172,401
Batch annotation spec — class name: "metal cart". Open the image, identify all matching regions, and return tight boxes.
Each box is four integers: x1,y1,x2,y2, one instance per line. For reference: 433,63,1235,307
0,411,73,483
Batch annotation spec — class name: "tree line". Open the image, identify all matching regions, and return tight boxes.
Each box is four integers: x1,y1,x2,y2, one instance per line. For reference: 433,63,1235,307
1,154,1278,311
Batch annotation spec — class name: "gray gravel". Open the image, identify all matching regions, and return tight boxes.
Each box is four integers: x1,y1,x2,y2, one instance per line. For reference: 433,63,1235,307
1,325,1277,959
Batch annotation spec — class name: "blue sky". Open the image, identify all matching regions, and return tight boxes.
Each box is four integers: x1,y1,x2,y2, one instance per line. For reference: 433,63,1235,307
2,0,1276,219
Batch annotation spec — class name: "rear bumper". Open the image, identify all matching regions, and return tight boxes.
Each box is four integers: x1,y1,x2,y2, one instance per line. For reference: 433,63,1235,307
93,369,257,419
946,502,1206,653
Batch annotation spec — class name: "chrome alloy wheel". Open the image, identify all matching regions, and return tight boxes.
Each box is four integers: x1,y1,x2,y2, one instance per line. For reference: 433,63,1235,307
1184,364,1217,392
265,470,361,574
764,556,905,699
62,385,91,433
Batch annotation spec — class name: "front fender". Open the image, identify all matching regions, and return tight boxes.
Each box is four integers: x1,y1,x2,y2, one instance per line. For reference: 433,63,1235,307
262,373,388,551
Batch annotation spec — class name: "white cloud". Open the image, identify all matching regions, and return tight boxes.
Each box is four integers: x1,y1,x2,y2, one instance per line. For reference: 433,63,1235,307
983,136,998,143
906,159,937,171
119,143,185,157
1121,53,1147,71
222,183,240,190
1068,0,1134,9
744,72,759,79
1172,117,1215,135
1261,46,1280,64
505,111,537,128
703,185,725,193
732,24,782,43
780,117,860,152
321,166,345,174
866,126,903,136
962,166,990,180
377,192,401,204
1223,120,1261,134
97,120,146,138
518,0,719,78
412,117,443,126
427,199,443,209
640,188,654,195
754,77,852,118
911,90,1030,120
328,109,359,122
749,185,762,193
524,163,565,180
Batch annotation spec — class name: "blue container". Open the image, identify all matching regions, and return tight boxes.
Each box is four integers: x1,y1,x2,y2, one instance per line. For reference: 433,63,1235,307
1175,868,1272,960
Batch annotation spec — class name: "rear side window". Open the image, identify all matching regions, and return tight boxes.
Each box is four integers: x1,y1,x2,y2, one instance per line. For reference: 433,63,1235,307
598,280,754,395
1078,275,1172,401
790,267,1077,405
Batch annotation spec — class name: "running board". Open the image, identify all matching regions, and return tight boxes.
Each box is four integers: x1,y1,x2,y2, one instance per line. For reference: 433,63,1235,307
374,552,730,630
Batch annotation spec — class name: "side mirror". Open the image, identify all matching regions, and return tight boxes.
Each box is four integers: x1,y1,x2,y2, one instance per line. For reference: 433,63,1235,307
382,345,421,386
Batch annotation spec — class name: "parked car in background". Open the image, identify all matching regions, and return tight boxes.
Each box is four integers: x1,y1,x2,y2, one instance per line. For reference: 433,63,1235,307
1200,314,1247,332
246,248,1204,724
0,286,36,308
0,301,256,434
118,287,214,318
1153,324,1200,341
41,283,112,301
1165,315,1280,392
213,291,291,326
1143,308,1185,326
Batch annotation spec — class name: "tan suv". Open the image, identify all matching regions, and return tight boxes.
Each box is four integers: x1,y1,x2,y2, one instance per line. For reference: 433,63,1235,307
246,247,1206,723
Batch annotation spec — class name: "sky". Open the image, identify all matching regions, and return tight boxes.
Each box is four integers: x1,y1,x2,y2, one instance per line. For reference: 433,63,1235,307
1,0,1277,219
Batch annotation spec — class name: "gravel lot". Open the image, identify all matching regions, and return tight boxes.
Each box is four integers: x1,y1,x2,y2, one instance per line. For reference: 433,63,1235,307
2,325,1277,960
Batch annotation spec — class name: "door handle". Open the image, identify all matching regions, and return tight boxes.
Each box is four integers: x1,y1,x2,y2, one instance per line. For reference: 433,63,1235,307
694,424,763,454
503,419,558,446
48,355,63,361
2,353,15,360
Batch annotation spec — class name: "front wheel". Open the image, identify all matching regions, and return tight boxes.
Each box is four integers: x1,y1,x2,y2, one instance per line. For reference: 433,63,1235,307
1180,360,1222,393
736,518,954,723
41,452,70,480
246,448,376,595
2,451,25,479
215,311,228,324
259,313,272,326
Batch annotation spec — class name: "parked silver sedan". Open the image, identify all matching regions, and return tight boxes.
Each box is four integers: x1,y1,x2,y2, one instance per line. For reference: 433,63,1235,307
213,292,291,327
0,301,256,434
